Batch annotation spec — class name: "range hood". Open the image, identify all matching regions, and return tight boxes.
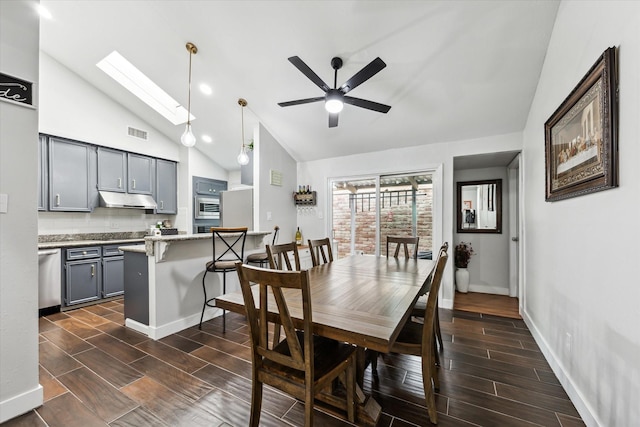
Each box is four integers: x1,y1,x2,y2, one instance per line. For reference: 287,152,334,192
99,191,157,209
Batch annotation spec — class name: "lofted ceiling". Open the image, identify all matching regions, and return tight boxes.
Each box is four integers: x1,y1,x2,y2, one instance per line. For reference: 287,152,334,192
39,1,559,171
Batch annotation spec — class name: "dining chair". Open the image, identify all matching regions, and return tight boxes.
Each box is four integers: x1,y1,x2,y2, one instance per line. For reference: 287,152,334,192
246,225,279,267
200,227,247,331
235,263,357,426
386,235,420,259
390,250,448,424
266,241,301,271
412,242,449,354
307,237,333,267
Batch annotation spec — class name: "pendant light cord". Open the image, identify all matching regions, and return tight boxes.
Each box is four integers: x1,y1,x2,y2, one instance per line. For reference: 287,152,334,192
186,47,193,126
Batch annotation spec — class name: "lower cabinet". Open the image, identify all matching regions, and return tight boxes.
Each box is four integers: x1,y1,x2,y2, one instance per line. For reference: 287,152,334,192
64,244,134,307
65,247,102,306
102,255,124,297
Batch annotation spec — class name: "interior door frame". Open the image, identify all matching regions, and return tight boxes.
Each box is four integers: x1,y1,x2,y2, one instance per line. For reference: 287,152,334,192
507,154,523,300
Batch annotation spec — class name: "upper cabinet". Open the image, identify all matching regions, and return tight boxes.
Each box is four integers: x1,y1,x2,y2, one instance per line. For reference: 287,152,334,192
155,159,177,214
48,137,94,212
97,147,127,192
127,153,155,195
38,135,48,211
194,177,226,195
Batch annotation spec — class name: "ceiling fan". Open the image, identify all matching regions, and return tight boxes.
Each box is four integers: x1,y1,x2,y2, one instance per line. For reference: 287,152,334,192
278,56,391,128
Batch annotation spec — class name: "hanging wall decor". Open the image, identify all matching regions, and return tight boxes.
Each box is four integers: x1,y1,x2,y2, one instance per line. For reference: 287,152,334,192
544,47,618,202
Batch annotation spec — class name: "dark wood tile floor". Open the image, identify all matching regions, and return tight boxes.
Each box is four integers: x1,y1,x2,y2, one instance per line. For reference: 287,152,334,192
3,299,585,426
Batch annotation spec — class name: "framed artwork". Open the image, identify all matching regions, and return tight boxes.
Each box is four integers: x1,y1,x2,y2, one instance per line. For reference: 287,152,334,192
463,200,472,210
544,47,618,202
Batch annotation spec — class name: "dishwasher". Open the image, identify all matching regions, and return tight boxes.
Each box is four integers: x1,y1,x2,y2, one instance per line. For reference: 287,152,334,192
38,248,61,314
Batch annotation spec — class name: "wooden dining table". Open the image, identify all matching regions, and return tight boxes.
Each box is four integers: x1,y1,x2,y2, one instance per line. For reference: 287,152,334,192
215,254,435,425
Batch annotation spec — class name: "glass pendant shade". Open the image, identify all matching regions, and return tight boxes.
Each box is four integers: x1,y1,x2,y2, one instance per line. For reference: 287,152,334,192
181,123,196,147
237,145,250,165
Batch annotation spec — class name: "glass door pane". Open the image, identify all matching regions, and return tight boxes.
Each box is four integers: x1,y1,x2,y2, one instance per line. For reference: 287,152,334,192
331,177,378,258
379,173,433,258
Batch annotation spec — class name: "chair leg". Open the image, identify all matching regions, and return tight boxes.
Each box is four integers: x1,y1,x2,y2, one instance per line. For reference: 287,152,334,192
423,342,438,424
199,270,208,329
249,376,263,427
222,271,227,333
370,350,378,373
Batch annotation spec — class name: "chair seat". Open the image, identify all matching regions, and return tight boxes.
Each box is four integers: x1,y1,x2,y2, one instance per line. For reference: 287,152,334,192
264,332,356,383
247,252,268,262
206,260,239,271
391,318,423,356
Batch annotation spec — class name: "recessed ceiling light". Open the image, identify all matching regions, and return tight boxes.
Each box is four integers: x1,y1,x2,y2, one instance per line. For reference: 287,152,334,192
201,135,213,143
36,4,52,20
97,51,193,125
199,84,212,95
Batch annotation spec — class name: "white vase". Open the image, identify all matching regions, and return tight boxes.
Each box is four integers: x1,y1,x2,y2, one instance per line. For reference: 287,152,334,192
455,268,470,293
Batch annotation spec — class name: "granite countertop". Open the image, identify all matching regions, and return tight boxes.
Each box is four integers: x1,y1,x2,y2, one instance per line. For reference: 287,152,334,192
38,232,147,249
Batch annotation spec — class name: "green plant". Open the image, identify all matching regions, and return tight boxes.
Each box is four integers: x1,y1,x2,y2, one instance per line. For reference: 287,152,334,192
455,241,475,268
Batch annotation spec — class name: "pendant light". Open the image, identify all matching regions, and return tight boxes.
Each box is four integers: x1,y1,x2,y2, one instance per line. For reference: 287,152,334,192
237,98,250,166
180,42,197,147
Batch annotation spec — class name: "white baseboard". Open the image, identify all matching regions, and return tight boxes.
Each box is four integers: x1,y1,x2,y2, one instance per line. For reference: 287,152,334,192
521,309,600,427
0,385,43,424
466,284,510,295
126,308,224,340
440,297,454,310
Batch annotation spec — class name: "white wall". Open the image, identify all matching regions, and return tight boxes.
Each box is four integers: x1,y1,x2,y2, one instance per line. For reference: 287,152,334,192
521,2,640,425
298,132,522,307
255,123,297,239
0,0,43,422
454,167,510,295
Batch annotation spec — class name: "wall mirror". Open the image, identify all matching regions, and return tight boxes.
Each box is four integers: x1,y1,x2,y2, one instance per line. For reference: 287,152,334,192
456,179,502,233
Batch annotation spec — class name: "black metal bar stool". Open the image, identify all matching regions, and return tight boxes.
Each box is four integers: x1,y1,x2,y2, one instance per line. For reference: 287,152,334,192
246,225,279,268
201,227,247,331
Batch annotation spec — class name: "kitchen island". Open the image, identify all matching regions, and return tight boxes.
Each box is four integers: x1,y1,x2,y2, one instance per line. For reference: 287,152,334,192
120,231,270,340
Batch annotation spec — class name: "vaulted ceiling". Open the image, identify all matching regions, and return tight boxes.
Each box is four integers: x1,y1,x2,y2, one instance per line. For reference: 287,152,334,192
39,1,559,171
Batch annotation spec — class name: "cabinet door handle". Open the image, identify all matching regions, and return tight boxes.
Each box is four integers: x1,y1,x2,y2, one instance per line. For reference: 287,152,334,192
117,177,122,188
90,265,95,277
55,194,60,206
160,200,164,209
132,179,136,189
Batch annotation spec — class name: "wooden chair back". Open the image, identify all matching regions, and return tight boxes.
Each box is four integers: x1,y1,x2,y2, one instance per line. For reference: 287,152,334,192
386,236,420,259
266,242,301,271
210,227,247,270
235,263,314,388
308,237,334,267
421,252,448,353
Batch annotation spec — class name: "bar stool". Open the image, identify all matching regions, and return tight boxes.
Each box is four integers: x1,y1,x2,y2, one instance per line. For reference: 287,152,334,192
246,225,279,268
200,227,247,331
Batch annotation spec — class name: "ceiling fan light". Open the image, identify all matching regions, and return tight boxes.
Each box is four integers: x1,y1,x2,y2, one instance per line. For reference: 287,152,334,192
325,98,344,113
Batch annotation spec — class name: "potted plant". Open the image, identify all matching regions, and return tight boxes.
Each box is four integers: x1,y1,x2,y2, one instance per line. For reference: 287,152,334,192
454,242,475,293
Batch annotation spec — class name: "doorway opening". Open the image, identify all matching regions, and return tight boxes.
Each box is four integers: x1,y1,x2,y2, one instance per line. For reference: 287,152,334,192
330,173,433,258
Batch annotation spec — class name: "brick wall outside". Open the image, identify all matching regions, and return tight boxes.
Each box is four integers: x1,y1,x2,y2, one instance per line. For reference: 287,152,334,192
332,185,433,258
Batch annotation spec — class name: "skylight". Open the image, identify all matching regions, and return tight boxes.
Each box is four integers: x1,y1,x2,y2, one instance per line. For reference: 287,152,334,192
97,51,193,125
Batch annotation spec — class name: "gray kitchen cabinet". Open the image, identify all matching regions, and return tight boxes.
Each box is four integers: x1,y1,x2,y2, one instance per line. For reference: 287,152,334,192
155,159,177,214
194,177,227,195
97,147,127,192
65,247,102,306
38,135,48,211
127,153,155,195
48,137,93,212
102,244,127,297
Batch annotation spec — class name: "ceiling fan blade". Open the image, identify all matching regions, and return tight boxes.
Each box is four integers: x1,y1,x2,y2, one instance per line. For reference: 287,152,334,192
344,96,391,113
339,57,386,94
328,113,339,128
288,56,330,93
278,97,325,107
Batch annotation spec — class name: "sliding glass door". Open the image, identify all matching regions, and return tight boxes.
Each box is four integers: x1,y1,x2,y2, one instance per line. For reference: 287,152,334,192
330,172,433,258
